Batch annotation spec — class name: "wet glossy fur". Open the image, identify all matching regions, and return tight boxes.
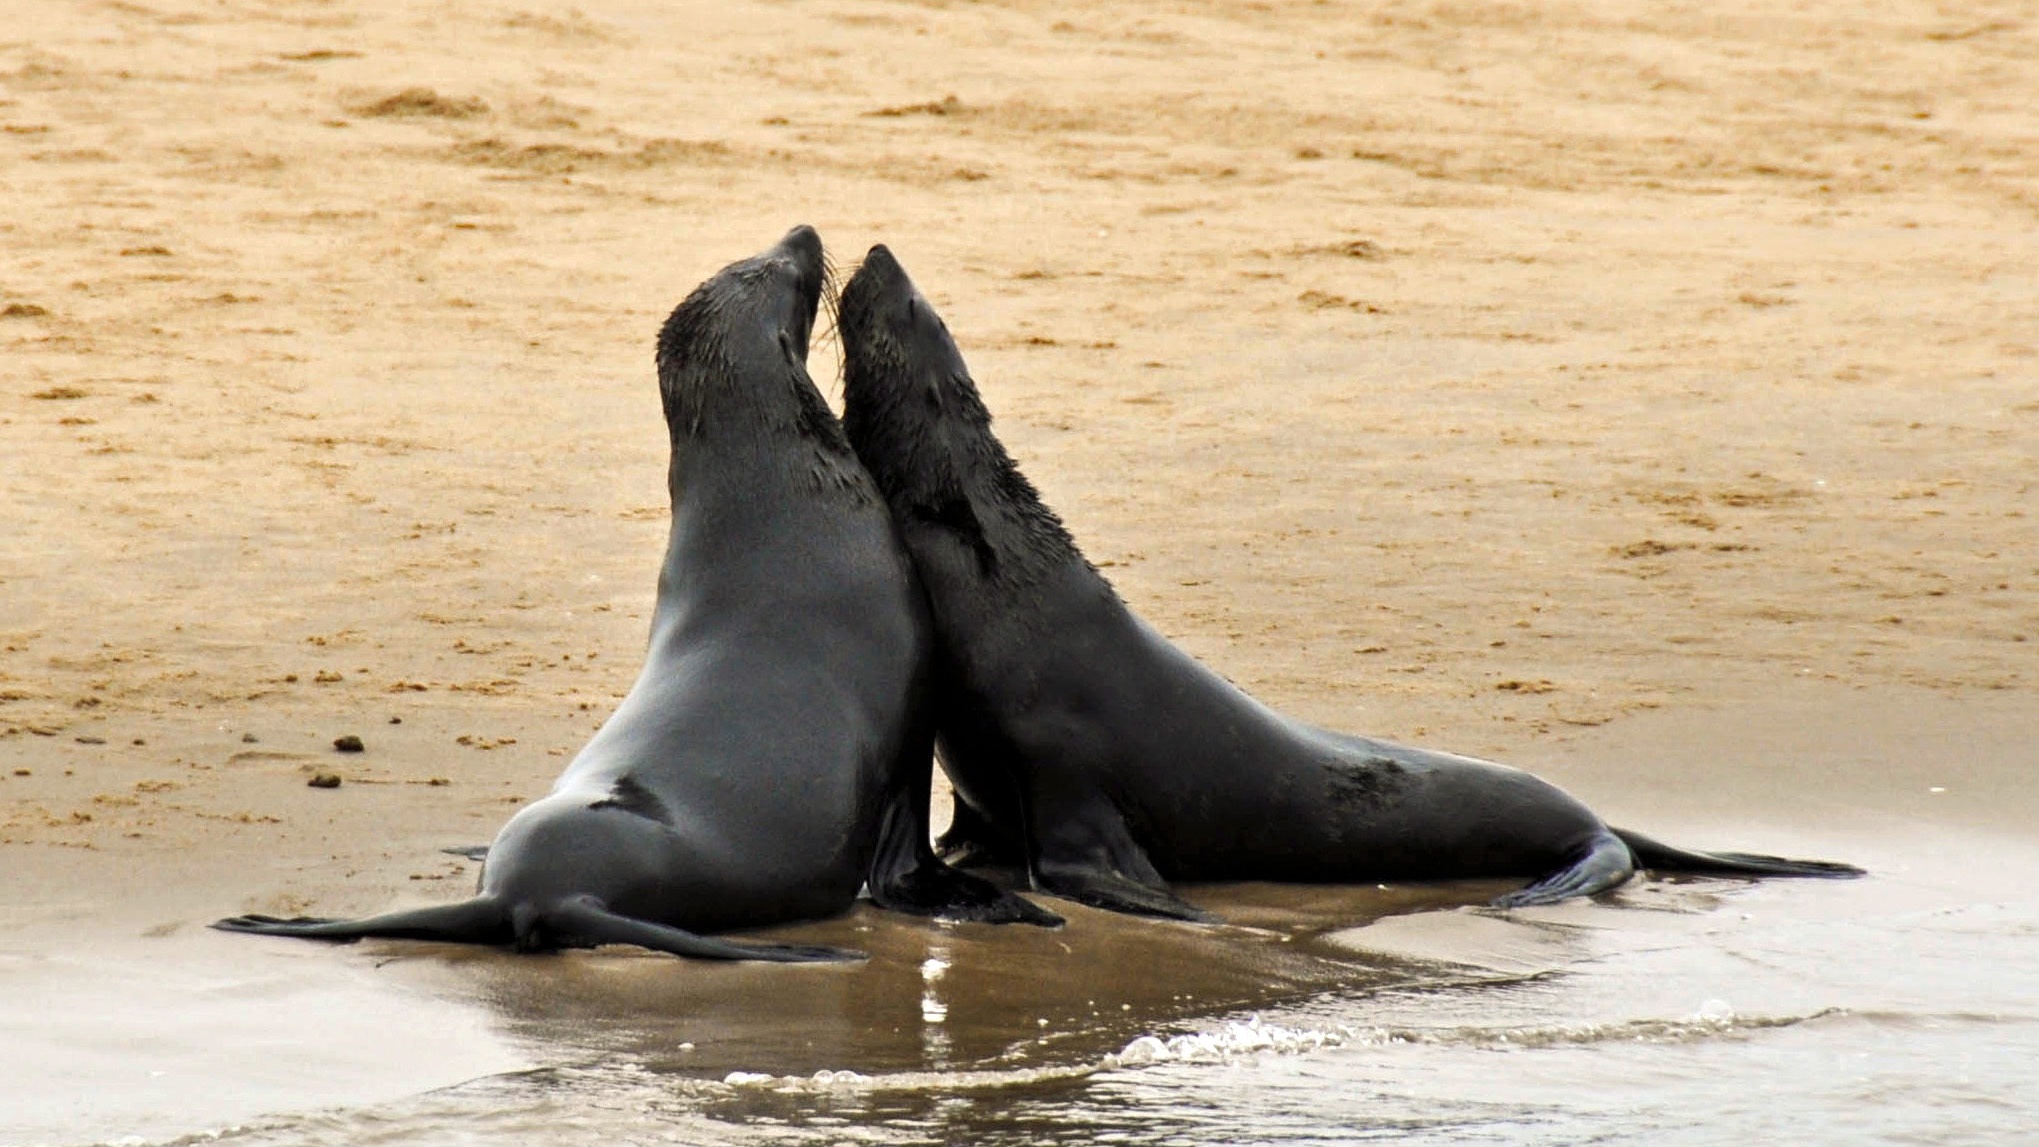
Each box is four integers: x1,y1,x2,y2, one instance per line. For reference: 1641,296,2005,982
215,228,1050,960
837,245,1862,919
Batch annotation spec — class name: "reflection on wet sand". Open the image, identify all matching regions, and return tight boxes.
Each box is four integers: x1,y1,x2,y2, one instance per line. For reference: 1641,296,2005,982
423,880,1537,1081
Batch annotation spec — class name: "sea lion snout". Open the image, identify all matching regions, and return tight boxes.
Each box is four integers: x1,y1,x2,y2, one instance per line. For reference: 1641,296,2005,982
854,242,902,283
759,224,826,362
768,224,826,310
840,245,958,377
839,244,916,333
773,223,823,270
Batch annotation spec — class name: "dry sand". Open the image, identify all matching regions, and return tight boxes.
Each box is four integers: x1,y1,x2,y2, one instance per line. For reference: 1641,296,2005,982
2,0,2034,944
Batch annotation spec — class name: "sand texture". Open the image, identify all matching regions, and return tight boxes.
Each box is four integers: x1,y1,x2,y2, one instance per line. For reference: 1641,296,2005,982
2,0,2034,926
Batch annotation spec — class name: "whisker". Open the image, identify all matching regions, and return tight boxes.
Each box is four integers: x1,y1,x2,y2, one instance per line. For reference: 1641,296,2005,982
816,246,848,397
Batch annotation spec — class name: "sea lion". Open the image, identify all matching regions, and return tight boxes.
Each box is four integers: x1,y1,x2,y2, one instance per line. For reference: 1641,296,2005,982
836,244,1862,920
215,226,1052,961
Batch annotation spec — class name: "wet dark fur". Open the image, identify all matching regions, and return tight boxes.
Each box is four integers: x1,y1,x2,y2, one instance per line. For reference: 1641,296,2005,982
837,244,1863,920
215,228,1054,960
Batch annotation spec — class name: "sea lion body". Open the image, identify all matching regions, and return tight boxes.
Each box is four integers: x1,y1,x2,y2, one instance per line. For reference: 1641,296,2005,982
935,571,1611,886
838,245,1861,919
216,228,1048,960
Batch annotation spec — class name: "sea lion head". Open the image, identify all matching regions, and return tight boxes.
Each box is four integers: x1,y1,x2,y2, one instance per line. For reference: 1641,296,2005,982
654,224,828,436
838,244,984,493
840,244,1080,583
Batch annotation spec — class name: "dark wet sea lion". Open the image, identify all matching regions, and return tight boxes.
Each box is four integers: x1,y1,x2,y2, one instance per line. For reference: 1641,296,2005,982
215,227,1052,960
836,244,1862,920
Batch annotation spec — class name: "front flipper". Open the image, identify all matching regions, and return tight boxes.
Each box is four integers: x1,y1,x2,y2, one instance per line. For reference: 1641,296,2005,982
1033,863,1212,922
934,794,1026,870
442,844,490,862
1491,830,1638,908
541,898,863,962
868,775,1063,927
1028,789,1213,923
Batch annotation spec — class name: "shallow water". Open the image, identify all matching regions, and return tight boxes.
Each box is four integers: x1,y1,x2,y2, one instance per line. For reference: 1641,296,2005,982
6,691,2036,1146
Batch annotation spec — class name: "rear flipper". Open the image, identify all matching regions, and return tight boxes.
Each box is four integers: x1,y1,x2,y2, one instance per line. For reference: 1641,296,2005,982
540,898,863,962
869,773,1063,927
1491,831,1638,908
214,896,862,961
1613,828,1864,880
211,897,512,945
1493,827,1866,909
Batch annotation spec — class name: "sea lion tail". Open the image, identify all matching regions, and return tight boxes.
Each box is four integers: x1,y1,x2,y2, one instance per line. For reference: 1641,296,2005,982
211,896,513,945
1611,828,1865,879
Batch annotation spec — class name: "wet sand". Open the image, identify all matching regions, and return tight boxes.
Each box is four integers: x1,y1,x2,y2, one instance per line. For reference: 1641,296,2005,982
2,0,2034,1143
6,685,2033,1145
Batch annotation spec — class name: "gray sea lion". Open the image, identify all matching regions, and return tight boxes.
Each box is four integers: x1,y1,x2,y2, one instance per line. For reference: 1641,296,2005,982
215,227,1052,961
836,244,1862,920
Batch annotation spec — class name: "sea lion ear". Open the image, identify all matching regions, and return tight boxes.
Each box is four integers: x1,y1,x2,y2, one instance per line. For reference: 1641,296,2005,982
912,494,983,542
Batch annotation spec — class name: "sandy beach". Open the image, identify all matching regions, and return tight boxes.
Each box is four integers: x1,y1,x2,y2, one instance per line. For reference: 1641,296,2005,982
2,1,2034,1143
